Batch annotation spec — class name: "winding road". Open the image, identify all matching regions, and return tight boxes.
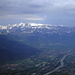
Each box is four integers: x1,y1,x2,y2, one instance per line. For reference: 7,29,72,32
44,52,74,75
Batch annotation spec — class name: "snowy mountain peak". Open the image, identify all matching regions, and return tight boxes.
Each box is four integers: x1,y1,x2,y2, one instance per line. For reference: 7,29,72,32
0,22,64,30
0,22,74,34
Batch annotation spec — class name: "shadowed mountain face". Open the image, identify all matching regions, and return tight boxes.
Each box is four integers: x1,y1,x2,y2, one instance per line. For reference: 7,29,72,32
0,35,40,61
0,23,75,61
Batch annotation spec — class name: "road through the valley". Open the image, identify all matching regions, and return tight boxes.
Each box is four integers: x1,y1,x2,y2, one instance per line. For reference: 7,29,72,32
44,52,74,75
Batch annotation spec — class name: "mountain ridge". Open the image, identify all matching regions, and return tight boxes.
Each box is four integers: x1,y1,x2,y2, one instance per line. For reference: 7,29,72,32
0,22,74,34
0,34,40,61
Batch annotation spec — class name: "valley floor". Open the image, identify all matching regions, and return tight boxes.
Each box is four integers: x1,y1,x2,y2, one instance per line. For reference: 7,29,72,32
0,49,75,75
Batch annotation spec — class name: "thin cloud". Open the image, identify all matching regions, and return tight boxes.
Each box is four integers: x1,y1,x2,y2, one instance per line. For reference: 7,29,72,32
0,0,75,26
0,0,75,15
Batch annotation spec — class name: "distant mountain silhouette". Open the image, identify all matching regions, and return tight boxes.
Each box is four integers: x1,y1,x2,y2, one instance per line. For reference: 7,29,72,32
0,34,40,61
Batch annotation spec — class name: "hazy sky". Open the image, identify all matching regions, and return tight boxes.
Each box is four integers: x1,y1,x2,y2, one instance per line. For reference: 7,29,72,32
0,0,75,26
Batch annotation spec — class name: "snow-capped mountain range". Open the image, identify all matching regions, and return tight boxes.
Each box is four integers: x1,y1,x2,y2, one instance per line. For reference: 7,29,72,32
0,22,74,34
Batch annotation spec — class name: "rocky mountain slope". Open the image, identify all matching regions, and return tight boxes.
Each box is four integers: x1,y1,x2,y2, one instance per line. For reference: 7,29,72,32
0,22,75,34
